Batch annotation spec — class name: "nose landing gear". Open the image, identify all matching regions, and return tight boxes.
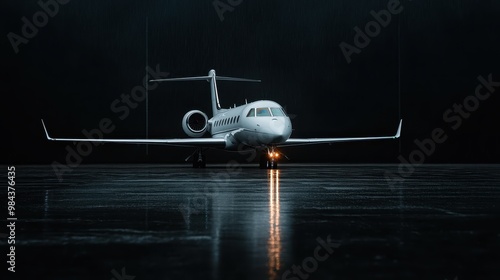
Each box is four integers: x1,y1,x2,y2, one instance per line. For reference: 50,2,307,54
260,147,280,169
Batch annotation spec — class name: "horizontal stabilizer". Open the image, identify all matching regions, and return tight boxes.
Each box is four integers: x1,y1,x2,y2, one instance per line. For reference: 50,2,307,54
215,76,261,82
150,76,211,82
150,76,260,83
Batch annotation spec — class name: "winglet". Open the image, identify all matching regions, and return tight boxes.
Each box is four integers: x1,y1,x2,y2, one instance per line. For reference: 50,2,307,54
41,119,53,140
395,119,402,138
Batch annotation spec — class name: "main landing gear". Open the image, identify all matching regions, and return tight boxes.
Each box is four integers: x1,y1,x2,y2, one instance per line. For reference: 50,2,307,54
260,148,280,169
191,148,206,168
188,147,282,169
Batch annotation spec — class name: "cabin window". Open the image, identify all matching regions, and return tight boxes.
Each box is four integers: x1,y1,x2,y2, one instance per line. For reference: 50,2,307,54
256,107,272,117
246,108,255,117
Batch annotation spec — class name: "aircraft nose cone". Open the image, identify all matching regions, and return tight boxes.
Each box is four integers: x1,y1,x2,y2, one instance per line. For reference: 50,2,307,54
269,118,288,143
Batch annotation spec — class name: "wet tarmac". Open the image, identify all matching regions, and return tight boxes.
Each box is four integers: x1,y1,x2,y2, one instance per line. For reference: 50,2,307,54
7,164,500,279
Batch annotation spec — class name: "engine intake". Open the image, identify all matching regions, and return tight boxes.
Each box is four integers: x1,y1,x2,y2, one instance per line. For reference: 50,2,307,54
182,110,208,137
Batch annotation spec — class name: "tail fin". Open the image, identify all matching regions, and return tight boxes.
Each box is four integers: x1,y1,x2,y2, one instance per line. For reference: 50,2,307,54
150,69,260,117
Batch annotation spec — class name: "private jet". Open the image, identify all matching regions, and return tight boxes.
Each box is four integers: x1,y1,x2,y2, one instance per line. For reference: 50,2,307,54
42,69,402,169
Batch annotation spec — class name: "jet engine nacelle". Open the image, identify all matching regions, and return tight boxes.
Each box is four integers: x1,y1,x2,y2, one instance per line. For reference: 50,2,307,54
182,110,209,138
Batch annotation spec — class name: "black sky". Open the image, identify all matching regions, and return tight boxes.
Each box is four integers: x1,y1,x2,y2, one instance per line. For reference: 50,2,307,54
2,0,500,164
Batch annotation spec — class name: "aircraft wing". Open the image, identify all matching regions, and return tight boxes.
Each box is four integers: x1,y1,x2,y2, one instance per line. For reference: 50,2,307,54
41,120,226,148
278,119,402,147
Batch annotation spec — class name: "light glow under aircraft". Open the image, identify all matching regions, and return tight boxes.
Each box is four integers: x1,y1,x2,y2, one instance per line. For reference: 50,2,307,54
42,69,402,169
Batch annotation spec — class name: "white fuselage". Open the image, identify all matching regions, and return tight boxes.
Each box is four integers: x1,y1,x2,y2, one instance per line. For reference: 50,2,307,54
209,100,292,150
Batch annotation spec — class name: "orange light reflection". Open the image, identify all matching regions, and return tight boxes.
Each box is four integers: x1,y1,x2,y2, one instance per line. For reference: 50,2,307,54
267,169,281,280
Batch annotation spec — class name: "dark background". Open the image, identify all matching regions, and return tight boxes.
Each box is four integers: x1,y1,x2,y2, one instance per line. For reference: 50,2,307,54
2,0,499,164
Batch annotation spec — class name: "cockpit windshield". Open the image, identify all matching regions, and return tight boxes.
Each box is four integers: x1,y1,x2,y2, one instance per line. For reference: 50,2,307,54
246,107,287,117
256,108,272,117
246,108,255,117
270,108,286,116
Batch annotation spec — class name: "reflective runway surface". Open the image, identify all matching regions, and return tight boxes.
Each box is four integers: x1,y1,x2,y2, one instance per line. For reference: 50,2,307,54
10,164,500,279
